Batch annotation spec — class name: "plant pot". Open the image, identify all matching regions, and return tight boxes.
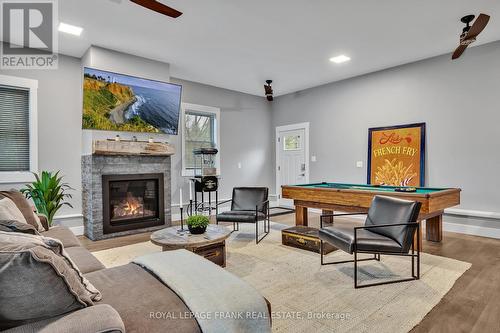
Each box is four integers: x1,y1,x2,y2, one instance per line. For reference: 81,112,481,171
188,225,207,235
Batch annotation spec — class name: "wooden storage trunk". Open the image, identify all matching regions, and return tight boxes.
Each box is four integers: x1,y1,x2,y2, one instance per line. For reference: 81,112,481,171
192,242,226,267
282,226,336,254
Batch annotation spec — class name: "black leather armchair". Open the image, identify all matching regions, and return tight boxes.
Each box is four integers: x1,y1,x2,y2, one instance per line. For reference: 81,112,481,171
216,187,270,244
319,195,422,288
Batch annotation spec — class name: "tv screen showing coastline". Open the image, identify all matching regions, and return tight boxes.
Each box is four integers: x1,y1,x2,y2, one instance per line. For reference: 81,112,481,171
82,67,182,135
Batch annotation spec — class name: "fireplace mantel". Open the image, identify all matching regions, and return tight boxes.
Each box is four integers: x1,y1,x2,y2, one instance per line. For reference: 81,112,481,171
92,140,175,156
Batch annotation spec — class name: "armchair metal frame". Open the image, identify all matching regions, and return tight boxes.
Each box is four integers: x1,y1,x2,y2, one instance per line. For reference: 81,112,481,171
319,213,420,289
216,199,270,244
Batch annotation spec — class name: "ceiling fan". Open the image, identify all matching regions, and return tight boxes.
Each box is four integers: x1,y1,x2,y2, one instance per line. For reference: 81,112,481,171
452,13,490,60
129,0,182,18
264,80,274,101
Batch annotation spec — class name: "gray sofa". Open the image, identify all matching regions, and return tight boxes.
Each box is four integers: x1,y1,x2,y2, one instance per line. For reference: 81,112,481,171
3,225,271,333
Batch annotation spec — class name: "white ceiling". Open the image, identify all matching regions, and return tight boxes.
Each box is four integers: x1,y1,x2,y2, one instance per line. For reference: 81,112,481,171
56,0,500,96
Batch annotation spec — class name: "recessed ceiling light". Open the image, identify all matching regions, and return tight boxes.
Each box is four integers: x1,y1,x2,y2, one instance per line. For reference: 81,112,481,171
58,22,83,36
329,55,351,64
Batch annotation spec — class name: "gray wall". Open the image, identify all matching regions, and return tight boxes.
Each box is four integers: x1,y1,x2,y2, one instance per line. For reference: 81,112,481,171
2,40,499,236
171,78,274,203
272,41,500,231
81,46,173,157
0,53,83,226
0,46,273,228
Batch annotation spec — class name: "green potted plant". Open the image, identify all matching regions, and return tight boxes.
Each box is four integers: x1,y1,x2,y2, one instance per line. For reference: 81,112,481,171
186,214,210,234
21,171,73,227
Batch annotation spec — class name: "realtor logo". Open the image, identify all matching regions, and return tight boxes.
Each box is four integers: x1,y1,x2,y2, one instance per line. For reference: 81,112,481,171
1,0,58,69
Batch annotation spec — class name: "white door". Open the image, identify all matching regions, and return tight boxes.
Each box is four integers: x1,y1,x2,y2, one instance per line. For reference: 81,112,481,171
276,124,309,207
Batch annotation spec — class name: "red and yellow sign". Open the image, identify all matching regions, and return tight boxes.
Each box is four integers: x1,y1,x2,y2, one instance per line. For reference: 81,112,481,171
368,123,426,187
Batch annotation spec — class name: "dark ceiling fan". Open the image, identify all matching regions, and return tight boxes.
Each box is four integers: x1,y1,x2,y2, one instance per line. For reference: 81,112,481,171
452,13,490,60
130,0,182,18
264,80,273,101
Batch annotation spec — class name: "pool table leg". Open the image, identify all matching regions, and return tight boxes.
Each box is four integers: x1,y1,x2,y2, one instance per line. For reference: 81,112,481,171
296,206,308,226
413,223,423,251
426,214,443,242
322,210,334,224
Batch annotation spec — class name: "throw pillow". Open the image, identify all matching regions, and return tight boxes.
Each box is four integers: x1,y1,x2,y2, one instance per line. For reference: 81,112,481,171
0,197,28,225
0,232,102,330
0,191,45,232
0,219,40,235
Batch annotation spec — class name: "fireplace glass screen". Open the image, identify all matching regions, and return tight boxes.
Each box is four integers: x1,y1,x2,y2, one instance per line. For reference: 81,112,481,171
109,179,159,223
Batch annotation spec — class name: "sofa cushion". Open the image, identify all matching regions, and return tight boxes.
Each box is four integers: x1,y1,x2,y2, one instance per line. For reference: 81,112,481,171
0,191,45,232
0,232,101,330
86,264,201,333
0,219,40,235
65,246,105,274
0,197,29,225
42,226,81,248
2,304,125,333
133,250,271,333
37,214,49,231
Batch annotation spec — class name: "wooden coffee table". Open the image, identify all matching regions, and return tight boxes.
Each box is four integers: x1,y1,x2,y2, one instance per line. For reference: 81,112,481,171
150,224,232,267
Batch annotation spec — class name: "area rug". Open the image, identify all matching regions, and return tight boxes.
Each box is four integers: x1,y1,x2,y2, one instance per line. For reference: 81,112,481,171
93,223,471,333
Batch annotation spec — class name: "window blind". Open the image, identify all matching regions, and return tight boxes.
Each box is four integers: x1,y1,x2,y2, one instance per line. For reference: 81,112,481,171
0,86,30,172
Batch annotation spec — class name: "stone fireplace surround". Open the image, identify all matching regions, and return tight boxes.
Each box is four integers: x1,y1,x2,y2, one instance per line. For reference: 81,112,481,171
82,153,172,240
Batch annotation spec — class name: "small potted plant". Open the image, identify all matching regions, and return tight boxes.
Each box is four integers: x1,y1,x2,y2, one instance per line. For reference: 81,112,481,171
186,215,210,234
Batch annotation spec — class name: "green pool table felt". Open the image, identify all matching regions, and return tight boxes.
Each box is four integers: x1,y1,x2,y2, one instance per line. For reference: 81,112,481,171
297,182,448,194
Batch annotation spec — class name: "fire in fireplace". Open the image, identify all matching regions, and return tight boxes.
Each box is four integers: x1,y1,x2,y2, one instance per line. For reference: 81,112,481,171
102,173,165,234
112,190,153,220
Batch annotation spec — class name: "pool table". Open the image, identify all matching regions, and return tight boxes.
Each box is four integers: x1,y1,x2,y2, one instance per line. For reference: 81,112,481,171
281,182,461,246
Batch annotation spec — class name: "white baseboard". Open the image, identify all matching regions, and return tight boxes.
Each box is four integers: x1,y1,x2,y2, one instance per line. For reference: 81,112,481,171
443,222,500,239
171,204,233,221
445,208,500,220
53,213,83,221
70,226,84,236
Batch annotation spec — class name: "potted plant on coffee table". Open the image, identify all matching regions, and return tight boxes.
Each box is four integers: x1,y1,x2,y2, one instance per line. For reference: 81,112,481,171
186,215,210,234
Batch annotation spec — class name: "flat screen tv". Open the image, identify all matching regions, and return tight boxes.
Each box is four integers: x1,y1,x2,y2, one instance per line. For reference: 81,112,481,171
82,67,182,135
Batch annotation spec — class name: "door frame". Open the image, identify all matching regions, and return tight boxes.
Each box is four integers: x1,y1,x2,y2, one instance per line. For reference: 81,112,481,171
275,122,310,206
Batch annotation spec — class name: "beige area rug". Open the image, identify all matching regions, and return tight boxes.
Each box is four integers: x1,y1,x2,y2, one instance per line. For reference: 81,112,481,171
93,223,471,333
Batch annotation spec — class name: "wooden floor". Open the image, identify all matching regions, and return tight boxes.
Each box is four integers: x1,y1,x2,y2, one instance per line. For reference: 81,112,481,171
79,212,500,333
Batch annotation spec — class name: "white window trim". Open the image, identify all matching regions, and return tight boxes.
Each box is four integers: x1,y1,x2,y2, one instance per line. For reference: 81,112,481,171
0,74,38,184
181,103,221,177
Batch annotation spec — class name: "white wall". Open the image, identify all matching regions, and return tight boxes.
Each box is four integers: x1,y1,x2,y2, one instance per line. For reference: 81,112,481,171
272,41,500,235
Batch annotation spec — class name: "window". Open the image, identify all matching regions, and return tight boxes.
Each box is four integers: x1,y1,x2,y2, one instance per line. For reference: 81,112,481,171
284,134,301,150
0,75,38,183
181,103,220,176
184,112,215,169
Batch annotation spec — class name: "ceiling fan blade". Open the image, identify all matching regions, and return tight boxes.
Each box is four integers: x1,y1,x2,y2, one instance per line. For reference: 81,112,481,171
452,44,468,60
467,13,490,38
130,0,182,18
